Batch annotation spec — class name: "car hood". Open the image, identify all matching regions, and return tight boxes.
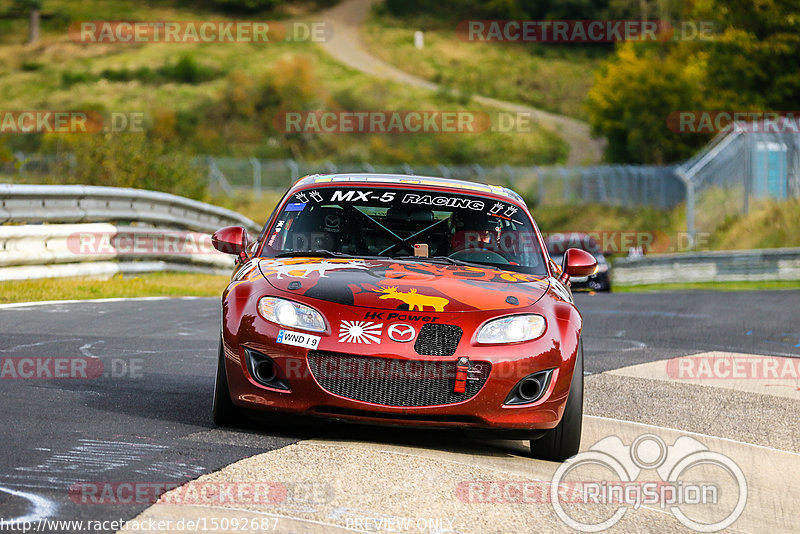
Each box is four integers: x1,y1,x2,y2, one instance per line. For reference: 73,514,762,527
257,257,550,312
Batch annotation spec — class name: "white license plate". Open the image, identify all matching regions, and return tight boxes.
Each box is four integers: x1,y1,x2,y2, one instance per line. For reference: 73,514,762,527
277,330,320,350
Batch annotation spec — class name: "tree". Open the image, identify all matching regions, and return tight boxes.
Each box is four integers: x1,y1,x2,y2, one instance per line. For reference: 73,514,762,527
587,43,708,163
13,0,42,44
697,0,800,110
587,0,800,164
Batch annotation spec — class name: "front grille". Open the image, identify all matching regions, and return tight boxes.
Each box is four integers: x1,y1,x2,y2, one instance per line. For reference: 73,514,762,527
414,324,462,356
307,351,490,407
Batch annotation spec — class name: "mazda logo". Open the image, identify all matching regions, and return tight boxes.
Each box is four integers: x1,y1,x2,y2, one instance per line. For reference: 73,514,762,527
387,324,416,343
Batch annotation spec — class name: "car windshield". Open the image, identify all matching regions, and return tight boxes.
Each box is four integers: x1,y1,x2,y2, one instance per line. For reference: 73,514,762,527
262,186,548,275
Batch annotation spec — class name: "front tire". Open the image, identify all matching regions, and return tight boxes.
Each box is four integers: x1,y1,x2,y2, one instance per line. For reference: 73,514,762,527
212,339,246,427
600,273,612,292
530,341,584,461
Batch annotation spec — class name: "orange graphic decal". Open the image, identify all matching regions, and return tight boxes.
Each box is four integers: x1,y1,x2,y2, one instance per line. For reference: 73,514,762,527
372,286,449,312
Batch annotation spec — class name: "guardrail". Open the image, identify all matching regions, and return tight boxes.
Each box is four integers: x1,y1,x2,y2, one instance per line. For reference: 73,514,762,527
0,185,263,281
613,248,800,285
0,184,261,233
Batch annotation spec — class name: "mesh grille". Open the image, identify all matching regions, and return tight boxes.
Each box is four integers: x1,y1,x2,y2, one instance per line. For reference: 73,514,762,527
307,351,490,407
413,324,463,356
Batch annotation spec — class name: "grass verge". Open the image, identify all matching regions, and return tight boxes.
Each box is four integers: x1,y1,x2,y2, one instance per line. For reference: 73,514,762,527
0,272,229,304
361,10,606,120
1,3,567,166
612,280,800,293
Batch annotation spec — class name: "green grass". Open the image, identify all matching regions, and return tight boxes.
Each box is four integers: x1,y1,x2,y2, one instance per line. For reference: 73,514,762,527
0,2,567,165
613,280,800,293
0,0,316,46
531,203,685,254
0,272,230,304
360,10,606,120
4,266,797,305
213,191,285,227
529,197,800,255
708,198,800,250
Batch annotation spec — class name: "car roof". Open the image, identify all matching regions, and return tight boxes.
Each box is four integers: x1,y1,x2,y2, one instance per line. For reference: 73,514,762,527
293,173,525,204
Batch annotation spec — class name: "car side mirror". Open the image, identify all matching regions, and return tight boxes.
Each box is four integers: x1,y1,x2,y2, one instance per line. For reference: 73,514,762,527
212,226,250,261
561,248,597,282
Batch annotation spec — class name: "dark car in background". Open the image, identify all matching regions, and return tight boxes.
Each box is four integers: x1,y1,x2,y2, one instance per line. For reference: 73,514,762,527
546,233,611,292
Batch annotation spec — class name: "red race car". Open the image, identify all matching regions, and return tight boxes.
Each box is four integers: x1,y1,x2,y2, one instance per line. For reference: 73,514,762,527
211,174,596,461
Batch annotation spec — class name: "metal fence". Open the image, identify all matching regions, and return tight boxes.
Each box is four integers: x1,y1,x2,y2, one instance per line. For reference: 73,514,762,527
201,158,685,209
2,153,686,208
678,125,800,241
5,126,799,228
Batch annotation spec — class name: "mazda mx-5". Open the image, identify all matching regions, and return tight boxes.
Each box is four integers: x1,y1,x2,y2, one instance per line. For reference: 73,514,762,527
211,174,596,461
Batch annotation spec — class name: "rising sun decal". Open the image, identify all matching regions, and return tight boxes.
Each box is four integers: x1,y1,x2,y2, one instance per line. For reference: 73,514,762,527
338,321,383,344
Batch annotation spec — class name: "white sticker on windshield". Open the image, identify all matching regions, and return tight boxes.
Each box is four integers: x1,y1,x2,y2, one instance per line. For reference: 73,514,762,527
401,193,484,211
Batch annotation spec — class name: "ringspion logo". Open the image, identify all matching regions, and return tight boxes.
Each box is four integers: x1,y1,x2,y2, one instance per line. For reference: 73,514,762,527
551,434,747,532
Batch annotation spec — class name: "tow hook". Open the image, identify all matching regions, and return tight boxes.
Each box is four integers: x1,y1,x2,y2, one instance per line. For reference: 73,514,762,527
454,356,469,393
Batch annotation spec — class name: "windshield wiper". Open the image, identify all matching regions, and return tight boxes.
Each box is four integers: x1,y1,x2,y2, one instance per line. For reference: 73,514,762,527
276,250,354,258
392,255,502,270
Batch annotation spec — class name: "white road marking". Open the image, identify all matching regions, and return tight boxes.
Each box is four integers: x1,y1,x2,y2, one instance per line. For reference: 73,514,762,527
0,296,206,310
0,485,57,526
14,440,168,477
78,341,105,358
0,339,81,353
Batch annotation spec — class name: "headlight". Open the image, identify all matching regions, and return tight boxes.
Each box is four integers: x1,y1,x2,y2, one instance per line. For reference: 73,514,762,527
476,314,546,344
258,297,326,332
597,262,609,273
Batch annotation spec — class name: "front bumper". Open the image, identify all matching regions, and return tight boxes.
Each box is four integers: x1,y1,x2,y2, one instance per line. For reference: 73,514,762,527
570,271,611,291
221,303,581,433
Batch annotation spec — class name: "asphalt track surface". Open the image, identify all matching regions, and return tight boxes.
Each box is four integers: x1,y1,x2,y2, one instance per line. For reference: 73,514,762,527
0,290,798,532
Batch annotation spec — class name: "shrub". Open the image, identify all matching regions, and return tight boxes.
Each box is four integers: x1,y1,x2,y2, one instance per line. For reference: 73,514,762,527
43,133,206,200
